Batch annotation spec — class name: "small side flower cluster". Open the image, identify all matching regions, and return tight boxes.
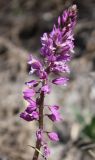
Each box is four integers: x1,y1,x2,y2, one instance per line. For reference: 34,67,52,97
20,5,77,159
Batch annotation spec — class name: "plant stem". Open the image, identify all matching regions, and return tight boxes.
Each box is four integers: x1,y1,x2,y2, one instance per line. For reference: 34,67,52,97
32,89,44,160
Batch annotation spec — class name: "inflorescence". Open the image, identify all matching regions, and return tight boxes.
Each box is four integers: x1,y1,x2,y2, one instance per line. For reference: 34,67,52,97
20,5,77,160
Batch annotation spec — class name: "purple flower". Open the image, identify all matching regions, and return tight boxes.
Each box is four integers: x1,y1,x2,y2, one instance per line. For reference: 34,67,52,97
36,69,47,79
61,5,77,29
52,77,69,85
61,10,68,24
36,129,43,141
41,84,51,94
25,104,37,114
51,61,70,73
20,111,39,121
47,105,62,122
23,89,35,99
47,132,59,141
20,112,32,121
41,33,55,57
31,111,39,119
57,53,71,62
28,55,48,80
24,97,36,106
25,80,39,88
69,5,77,28
43,144,50,157
28,55,42,69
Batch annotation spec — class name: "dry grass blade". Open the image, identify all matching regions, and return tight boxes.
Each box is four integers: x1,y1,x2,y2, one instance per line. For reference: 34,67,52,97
80,143,95,150
28,145,47,160
88,150,95,159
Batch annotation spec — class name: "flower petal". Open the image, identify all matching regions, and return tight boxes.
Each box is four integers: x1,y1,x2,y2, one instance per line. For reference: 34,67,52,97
48,132,59,141
52,77,69,85
47,105,62,122
43,144,50,157
20,111,39,122
41,84,51,94
23,89,35,98
25,104,36,114
36,129,43,141
25,80,39,87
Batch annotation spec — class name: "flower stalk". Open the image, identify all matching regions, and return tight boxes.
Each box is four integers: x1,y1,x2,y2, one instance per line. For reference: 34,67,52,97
32,88,45,160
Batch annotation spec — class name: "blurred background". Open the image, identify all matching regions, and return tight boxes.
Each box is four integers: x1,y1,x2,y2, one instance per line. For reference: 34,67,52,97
0,0,95,160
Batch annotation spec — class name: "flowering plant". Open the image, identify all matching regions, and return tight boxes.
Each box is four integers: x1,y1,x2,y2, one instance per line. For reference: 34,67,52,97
20,5,77,160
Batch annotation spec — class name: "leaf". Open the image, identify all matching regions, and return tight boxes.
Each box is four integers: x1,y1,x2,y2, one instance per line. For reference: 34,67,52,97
83,117,95,141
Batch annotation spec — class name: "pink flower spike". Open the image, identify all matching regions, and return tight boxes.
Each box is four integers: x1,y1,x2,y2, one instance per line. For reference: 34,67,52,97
48,132,59,141
20,5,77,159
52,77,69,85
